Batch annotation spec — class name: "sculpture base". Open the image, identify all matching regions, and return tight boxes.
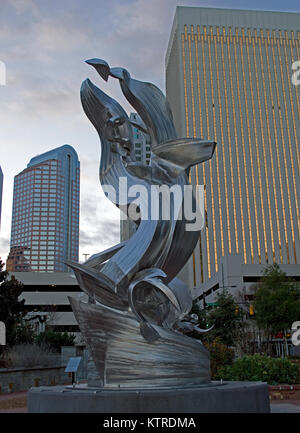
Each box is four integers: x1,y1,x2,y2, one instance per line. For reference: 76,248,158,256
68,297,210,388
27,381,270,413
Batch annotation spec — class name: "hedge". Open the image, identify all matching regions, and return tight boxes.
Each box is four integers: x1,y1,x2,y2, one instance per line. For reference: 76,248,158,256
216,354,298,385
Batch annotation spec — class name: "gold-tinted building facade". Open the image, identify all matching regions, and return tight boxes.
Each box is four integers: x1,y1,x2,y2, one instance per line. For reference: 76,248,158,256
166,7,300,289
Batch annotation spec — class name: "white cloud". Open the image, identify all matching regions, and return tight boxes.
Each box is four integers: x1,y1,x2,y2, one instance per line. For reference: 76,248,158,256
9,0,39,16
33,19,88,52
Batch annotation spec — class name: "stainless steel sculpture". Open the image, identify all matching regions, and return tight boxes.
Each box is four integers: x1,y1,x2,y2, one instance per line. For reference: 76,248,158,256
67,59,216,388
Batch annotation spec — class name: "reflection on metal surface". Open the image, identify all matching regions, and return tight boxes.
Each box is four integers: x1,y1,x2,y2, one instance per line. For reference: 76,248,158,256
67,59,216,388
69,297,210,388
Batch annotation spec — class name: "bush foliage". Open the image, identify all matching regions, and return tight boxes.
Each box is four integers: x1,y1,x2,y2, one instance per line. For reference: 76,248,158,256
217,354,298,385
3,344,59,368
35,331,75,352
203,338,234,379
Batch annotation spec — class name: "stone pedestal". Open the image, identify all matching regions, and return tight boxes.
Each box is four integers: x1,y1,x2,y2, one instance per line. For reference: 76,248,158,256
27,381,270,413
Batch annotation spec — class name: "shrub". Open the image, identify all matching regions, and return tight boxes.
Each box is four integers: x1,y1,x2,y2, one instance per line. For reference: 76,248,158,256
0,357,8,368
288,358,300,384
3,344,60,368
35,331,76,352
217,354,298,385
13,320,35,345
204,338,235,379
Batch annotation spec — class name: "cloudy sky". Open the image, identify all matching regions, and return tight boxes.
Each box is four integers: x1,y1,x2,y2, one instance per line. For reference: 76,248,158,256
0,0,299,264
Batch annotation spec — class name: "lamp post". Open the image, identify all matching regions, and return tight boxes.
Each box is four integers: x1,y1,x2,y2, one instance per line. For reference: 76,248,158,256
82,253,90,262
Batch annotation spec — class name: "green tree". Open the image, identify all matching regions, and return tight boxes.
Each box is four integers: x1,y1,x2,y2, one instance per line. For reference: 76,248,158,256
205,290,243,347
190,300,210,329
0,259,8,283
184,293,244,347
253,263,300,353
14,320,35,345
0,259,26,346
180,300,211,341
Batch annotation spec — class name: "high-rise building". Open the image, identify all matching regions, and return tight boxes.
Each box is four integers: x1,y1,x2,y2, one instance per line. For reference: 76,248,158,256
166,7,300,301
7,144,80,272
120,113,151,242
130,112,151,165
0,165,3,230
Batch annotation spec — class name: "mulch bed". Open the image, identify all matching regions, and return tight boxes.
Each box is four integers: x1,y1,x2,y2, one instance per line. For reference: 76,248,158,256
269,384,300,400
0,396,27,409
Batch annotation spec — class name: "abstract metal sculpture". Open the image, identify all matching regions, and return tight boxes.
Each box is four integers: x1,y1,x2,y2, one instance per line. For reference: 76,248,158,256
67,59,216,388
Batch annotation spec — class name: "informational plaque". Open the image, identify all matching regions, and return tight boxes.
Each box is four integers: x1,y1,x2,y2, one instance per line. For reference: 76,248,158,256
65,357,82,373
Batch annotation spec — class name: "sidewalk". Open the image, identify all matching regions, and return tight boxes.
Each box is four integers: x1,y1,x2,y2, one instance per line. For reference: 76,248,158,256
0,391,27,413
270,399,300,413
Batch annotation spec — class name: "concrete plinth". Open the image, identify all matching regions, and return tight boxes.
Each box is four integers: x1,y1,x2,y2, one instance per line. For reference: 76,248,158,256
27,381,270,413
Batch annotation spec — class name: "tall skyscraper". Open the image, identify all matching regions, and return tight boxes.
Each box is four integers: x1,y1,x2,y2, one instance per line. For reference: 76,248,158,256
166,7,300,299
130,113,151,166
0,165,3,231
7,145,80,272
120,113,151,242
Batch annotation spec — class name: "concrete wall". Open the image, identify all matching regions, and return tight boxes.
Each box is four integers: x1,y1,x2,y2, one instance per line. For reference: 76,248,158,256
0,366,70,394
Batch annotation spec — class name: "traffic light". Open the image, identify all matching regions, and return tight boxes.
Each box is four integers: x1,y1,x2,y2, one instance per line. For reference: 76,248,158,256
249,304,254,316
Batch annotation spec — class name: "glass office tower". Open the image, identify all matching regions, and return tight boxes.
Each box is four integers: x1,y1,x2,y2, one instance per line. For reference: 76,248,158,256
7,145,80,272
